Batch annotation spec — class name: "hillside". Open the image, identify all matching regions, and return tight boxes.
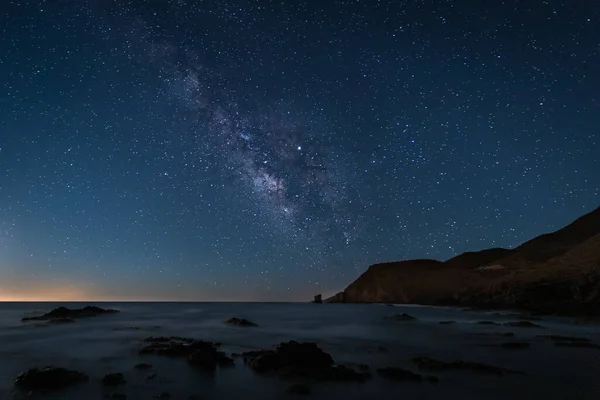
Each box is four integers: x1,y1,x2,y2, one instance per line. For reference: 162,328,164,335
326,206,600,315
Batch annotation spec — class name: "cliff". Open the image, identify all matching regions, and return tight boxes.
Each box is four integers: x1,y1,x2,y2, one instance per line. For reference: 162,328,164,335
326,206,600,315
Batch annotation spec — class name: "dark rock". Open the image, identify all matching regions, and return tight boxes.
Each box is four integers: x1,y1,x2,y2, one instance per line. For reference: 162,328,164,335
439,320,456,325
224,317,258,327
139,336,218,358
412,357,524,375
242,341,367,382
287,383,311,395
377,345,388,353
14,367,88,391
312,294,323,304
500,342,530,349
536,335,591,343
358,364,369,370
155,392,171,399
102,373,126,386
134,363,152,370
503,321,544,329
476,321,500,325
231,353,242,358
22,306,119,322
387,313,417,321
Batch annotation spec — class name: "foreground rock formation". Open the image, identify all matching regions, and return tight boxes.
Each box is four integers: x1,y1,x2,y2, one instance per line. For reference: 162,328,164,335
15,367,88,391
242,341,370,381
326,206,600,315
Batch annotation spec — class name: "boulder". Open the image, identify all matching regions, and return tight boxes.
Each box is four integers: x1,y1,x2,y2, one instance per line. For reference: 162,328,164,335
242,341,368,382
139,336,233,369
14,367,88,390
224,317,258,327
387,313,417,321
502,321,544,329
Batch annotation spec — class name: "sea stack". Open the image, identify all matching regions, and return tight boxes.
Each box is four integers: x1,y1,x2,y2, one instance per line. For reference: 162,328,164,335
312,294,323,304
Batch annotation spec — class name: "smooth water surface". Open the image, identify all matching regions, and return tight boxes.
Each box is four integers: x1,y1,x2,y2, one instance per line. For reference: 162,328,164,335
1,302,599,399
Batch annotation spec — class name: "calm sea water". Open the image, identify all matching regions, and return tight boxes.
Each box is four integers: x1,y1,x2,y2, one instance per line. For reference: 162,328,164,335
1,302,599,399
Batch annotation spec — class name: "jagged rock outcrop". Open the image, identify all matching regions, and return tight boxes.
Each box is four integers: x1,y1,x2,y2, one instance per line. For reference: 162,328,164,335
326,206,600,315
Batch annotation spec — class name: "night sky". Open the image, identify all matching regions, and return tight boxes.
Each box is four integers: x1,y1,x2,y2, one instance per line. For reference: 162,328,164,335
1,1,598,301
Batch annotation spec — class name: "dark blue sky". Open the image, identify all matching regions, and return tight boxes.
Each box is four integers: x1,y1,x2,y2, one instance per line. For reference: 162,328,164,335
1,0,598,301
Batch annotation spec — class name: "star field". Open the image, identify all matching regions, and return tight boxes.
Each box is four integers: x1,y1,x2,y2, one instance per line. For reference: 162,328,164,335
0,0,598,301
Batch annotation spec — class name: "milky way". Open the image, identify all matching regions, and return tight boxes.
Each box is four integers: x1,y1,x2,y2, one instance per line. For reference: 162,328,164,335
135,25,364,249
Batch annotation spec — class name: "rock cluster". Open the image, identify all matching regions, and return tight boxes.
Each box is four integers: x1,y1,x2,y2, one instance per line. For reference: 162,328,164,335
242,341,369,382
140,336,234,369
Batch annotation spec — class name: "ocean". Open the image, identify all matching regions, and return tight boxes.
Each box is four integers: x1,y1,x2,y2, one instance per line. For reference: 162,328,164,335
1,302,599,399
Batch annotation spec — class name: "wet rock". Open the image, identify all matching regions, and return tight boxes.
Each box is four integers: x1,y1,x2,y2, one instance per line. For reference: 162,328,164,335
224,317,258,327
155,392,171,399
134,363,153,370
536,335,590,343
412,357,524,375
501,342,530,349
102,373,126,386
139,336,219,358
476,321,500,325
387,313,417,321
14,367,88,391
439,321,455,325
502,321,544,329
22,306,119,322
287,383,311,395
242,341,368,382
140,336,233,369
